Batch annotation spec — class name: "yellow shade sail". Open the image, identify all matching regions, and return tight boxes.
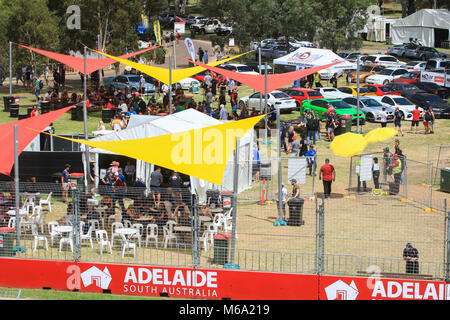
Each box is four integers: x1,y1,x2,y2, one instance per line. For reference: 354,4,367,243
97,50,251,85
329,132,368,158
39,115,265,185
364,127,398,144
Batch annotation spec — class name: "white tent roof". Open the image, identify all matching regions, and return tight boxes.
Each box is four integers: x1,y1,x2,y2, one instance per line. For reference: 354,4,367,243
127,115,160,129
273,47,357,70
391,9,450,29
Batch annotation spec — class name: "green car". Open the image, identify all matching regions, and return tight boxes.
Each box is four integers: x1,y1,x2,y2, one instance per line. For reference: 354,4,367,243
300,99,366,124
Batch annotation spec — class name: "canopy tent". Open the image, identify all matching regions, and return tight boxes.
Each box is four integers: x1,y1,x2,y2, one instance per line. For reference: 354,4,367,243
80,109,259,203
126,114,160,129
96,50,251,85
17,44,157,75
0,106,74,176
366,15,398,42
273,47,356,71
183,58,343,94
391,9,450,47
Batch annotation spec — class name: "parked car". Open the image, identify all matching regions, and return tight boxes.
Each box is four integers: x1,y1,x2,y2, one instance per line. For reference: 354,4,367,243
104,75,156,94
384,82,423,99
351,65,385,83
337,86,377,96
404,46,447,61
424,58,450,71
246,63,273,74
301,98,365,124
337,52,362,61
363,84,401,96
190,18,222,34
407,92,450,119
215,22,233,36
373,95,423,121
363,54,406,68
313,87,353,100
387,44,411,57
414,81,448,99
319,69,345,80
219,63,259,75
391,71,421,84
342,96,395,122
404,61,426,71
264,45,296,59
176,77,200,90
282,88,324,109
239,90,297,113
365,68,409,85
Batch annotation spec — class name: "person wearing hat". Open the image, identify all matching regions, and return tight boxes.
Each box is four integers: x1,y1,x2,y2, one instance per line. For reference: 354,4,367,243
61,164,71,203
403,243,419,274
290,179,300,199
306,145,317,176
390,153,402,187
393,107,404,136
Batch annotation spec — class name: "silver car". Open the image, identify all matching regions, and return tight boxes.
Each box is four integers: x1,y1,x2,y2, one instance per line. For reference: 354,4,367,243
343,96,395,123
404,46,447,61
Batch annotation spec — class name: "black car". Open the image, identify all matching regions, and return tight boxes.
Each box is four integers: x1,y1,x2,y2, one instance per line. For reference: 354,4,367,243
407,92,450,119
385,82,424,99
413,82,448,99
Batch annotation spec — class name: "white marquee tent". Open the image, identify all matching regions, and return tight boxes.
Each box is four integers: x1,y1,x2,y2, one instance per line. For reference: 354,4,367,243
391,9,450,47
273,47,357,72
85,109,256,203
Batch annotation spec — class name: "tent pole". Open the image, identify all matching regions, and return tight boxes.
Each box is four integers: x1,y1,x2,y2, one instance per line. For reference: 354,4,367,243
277,105,283,221
98,34,103,87
9,41,13,96
356,56,361,134
264,62,268,146
230,136,240,267
173,40,177,69
14,124,21,247
259,47,262,113
83,47,90,189
169,54,173,115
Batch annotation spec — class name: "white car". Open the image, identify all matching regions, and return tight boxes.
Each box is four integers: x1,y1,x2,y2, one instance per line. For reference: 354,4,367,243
219,63,259,75
404,61,426,71
342,96,395,123
318,69,344,80
373,95,423,121
239,90,297,113
363,54,407,68
313,87,353,100
365,68,409,85
176,77,200,90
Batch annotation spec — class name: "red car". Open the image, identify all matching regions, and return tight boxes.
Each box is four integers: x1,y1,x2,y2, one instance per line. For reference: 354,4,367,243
191,70,221,83
391,71,421,84
282,88,324,109
363,84,401,96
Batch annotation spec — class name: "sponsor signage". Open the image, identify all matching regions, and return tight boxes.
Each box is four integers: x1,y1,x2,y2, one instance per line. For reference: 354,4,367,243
420,71,449,88
0,258,449,300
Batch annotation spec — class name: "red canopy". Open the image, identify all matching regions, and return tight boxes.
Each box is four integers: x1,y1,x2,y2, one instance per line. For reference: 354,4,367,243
18,44,157,75
182,58,343,94
0,106,74,176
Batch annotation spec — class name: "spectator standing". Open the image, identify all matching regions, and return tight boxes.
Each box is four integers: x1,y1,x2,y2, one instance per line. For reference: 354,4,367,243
424,107,435,134
403,243,419,274
346,71,352,85
150,167,163,208
124,161,136,185
203,50,209,64
61,164,71,203
380,107,388,128
219,104,228,120
382,146,393,182
198,47,204,62
290,179,301,198
306,112,317,145
372,157,380,189
306,145,316,176
298,135,308,157
314,72,322,88
319,159,335,198
275,182,289,220
410,105,421,134
393,107,404,136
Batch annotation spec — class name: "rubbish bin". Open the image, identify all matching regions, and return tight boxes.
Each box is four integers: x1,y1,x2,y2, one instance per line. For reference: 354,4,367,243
206,189,220,206
335,115,352,135
0,227,15,257
440,168,450,193
213,233,231,265
287,198,305,226
9,104,19,118
3,96,17,112
102,109,115,123
260,162,272,181
41,101,50,114
71,104,84,121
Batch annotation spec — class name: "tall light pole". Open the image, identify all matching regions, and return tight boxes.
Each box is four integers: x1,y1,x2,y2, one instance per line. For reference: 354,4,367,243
356,55,361,134
83,47,90,188
9,41,13,96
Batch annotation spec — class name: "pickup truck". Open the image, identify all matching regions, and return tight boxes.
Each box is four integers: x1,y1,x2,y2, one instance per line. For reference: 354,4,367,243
104,74,156,94
420,58,450,88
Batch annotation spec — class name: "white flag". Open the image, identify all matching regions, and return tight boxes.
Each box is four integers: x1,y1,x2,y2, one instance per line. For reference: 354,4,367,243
184,37,196,62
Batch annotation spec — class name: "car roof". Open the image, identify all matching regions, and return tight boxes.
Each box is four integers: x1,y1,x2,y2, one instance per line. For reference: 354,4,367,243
287,88,318,92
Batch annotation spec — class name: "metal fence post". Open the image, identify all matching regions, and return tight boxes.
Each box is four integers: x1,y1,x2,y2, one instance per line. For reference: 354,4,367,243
192,194,200,267
72,188,81,262
445,199,449,282
230,137,240,267
315,195,325,274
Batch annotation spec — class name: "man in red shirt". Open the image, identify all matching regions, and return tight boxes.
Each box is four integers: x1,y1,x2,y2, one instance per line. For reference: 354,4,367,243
319,158,335,198
410,105,421,134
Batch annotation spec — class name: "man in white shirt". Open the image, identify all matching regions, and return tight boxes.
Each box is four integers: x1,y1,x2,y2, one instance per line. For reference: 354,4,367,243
276,182,289,220
219,104,228,120
119,100,128,113
380,107,388,128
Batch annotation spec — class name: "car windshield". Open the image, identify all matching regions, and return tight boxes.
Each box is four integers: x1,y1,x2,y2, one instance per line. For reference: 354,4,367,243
393,98,412,105
237,66,253,72
362,99,382,107
271,92,290,99
360,66,373,72
378,69,394,75
330,100,352,109
401,72,418,79
128,76,141,82
359,88,369,93
376,86,390,92
308,91,323,97
406,62,420,66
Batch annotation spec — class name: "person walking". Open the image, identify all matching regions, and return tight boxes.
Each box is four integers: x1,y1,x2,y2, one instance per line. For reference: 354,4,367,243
306,145,317,176
393,107,404,136
319,159,335,198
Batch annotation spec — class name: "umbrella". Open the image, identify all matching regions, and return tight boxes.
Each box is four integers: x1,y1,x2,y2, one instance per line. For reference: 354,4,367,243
330,132,368,157
364,127,398,144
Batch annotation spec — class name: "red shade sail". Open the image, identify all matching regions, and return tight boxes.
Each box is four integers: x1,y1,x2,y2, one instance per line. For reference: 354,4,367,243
18,44,157,75
0,106,74,176
182,58,344,94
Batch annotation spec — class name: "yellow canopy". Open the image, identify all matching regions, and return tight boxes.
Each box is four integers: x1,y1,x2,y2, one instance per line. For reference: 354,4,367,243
330,132,368,157
97,50,251,85
41,115,264,185
364,127,398,144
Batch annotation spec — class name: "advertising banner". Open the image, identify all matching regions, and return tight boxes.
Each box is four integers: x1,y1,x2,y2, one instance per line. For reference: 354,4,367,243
154,20,162,46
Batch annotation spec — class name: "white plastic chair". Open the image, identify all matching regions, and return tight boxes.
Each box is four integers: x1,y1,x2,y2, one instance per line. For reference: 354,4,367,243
39,192,52,212
123,220,132,229
31,223,48,251
204,222,218,245
131,223,144,247
48,221,61,246
212,213,225,231
96,230,112,255
163,226,177,249
120,233,136,258
166,220,177,233
111,222,124,246
80,225,94,248
59,232,74,252
145,224,158,248
88,219,100,232
198,230,210,252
